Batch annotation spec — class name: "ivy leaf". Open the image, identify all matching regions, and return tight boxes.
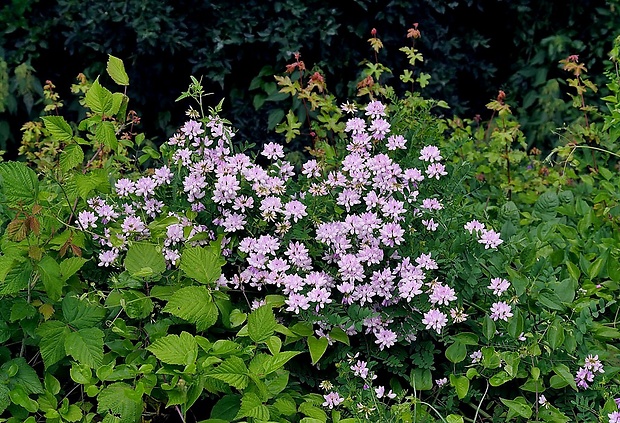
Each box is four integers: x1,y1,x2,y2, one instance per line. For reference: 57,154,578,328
36,320,70,368
62,296,106,330
209,356,249,390
59,143,84,171
180,246,225,284
124,242,166,279
0,161,39,207
147,331,198,366
97,382,142,423
247,305,277,343
162,286,218,331
64,327,104,368
42,115,73,142
106,55,129,86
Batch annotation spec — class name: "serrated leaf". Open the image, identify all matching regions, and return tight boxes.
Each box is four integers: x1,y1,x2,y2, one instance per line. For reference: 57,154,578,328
0,384,9,414
65,327,104,368
38,255,63,301
248,305,277,343
162,285,218,331
0,161,39,207
60,257,87,281
180,246,225,284
36,320,70,368
106,55,129,86
235,392,269,420
210,394,241,420
124,242,166,278
62,296,105,330
263,351,300,375
2,358,44,394
42,115,73,142
59,143,84,171
95,121,118,151
210,356,249,390
85,77,114,115
147,331,197,366
97,382,142,423
1,259,33,295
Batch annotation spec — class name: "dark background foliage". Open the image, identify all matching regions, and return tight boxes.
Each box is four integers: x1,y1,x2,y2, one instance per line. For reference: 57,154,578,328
0,0,617,157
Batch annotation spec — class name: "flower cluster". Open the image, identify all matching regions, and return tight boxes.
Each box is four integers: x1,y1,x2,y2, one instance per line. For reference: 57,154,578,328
80,100,511,354
574,354,604,390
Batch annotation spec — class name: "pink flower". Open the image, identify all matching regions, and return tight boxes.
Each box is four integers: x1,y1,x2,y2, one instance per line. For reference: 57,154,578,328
478,229,503,249
374,328,397,350
261,142,284,160
422,309,448,333
490,301,513,321
487,278,510,296
419,145,442,162
464,219,485,234
322,392,344,409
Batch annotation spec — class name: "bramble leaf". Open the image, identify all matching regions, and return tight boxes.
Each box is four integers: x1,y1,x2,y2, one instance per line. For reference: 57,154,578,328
180,246,225,284
97,382,142,423
36,320,70,368
162,285,218,331
124,242,166,278
59,143,84,171
147,331,198,366
42,115,73,142
247,305,277,343
65,327,104,368
0,161,39,207
106,55,129,86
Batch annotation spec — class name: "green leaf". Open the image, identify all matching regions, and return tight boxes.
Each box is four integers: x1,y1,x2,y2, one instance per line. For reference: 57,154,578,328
124,242,166,278
263,351,300,375
97,382,142,423
65,327,104,368
410,368,432,391
162,286,218,331
9,385,38,412
121,289,154,319
552,364,577,391
61,404,83,422
328,327,350,345
106,55,129,86
210,356,249,390
180,246,225,284
95,121,118,151
60,143,84,171
38,255,63,301
0,384,9,414
489,370,512,386
0,161,39,207
445,341,467,363
2,358,44,394
62,296,106,330
500,397,532,419
247,305,277,343
449,374,469,399
307,336,328,365
210,394,241,420
235,392,269,420
60,257,87,281
147,331,198,366
85,77,114,115
36,320,70,368
42,115,73,142
547,318,565,350
446,415,464,423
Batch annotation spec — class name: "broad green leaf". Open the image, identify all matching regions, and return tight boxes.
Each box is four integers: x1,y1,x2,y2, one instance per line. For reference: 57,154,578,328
328,327,350,345
500,397,532,419
552,364,577,391
1,358,44,394
97,382,142,423
445,341,467,363
65,327,104,368
210,394,241,420
106,55,129,86
489,370,512,386
62,296,106,330
266,336,282,355
95,121,118,151
147,331,197,366
0,161,39,207
449,374,469,399
235,392,269,420
162,285,218,331
210,356,249,390
61,403,83,422
263,351,300,375
42,115,73,142
299,401,327,420
410,368,432,391
121,289,154,319
0,384,9,414
84,77,114,115
0,259,32,295
9,385,38,412
59,143,84,171
307,336,328,365
124,242,166,278
60,257,87,281
180,246,225,284
446,415,464,423
274,395,297,416
547,318,565,350
38,255,63,301
36,320,70,368
247,305,277,343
